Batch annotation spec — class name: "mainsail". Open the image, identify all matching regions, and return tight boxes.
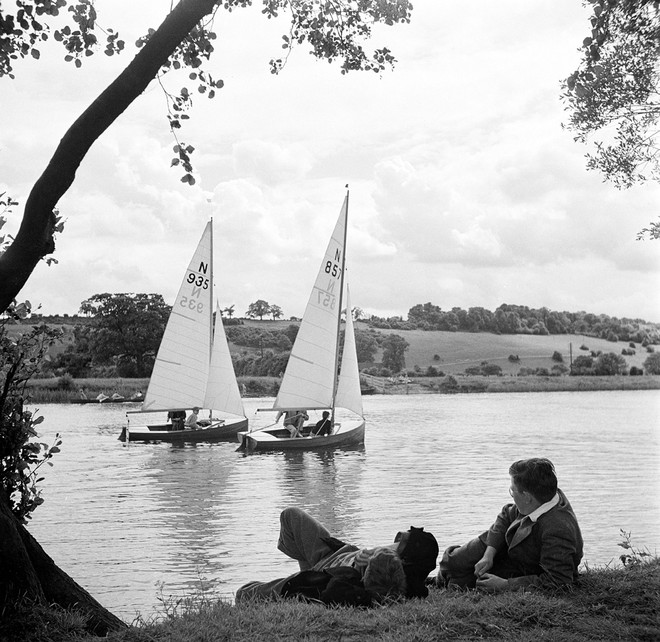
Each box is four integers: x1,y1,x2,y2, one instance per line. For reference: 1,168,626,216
142,222,213,411
273,196,348,410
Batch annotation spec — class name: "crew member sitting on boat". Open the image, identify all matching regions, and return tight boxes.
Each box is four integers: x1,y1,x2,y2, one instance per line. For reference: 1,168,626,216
276,409,308,438
167,409,186,431
312,411,332,436
185,407,200,430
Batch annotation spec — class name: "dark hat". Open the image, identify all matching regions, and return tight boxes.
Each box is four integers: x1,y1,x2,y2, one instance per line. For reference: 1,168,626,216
397,526,439,598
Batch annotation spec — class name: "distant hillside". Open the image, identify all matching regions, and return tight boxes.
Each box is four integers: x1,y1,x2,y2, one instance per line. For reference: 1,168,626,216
236,319,655,376
362,325,655,376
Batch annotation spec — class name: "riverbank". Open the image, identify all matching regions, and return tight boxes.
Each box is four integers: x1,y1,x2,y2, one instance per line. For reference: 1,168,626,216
5,557,659,641
24,374,660,403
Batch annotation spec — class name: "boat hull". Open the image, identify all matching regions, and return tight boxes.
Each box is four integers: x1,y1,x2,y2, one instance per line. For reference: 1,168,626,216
119,417,248,443
237,418,365,452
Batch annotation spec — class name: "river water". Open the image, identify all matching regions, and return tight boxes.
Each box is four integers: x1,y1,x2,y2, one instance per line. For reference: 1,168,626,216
26,390,660,623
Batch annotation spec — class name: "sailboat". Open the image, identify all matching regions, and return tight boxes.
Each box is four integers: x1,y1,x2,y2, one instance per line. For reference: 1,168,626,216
120,221,248,443
237,193,365,451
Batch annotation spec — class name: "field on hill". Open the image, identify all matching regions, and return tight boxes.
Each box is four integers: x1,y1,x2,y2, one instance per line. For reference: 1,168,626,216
359,325,655,375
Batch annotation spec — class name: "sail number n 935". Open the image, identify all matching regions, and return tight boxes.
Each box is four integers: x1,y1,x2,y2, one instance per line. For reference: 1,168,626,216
179,269,209,314
186,272,210,289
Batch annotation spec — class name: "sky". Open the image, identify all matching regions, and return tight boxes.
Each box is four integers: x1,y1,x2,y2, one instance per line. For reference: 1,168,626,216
2,1,659,323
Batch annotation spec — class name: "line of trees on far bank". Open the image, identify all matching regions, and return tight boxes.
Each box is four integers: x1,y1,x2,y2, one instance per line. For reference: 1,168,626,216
384,302,660,346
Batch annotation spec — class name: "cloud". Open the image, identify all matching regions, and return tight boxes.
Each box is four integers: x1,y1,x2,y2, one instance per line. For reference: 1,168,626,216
2,0,659,323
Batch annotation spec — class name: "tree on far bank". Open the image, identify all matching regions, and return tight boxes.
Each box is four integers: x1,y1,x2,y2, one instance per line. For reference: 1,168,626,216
381,333,409,373
79,293,170,377
0,0,413,313
270,304,283,320
355,330,378,363
246,299,272,321
594,351,628,375
643,351,660,374
563,0,660,239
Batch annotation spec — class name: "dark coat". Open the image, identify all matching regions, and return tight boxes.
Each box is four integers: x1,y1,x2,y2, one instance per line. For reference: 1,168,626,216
480,489,583,589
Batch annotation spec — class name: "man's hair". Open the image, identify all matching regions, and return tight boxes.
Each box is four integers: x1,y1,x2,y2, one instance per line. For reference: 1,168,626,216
363,548,407,599
509,458,558,503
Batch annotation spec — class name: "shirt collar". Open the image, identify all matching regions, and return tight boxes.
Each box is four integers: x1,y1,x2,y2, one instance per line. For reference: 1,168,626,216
527,492,559,523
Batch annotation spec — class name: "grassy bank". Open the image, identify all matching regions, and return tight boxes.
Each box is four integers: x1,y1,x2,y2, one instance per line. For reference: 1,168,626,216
4,559,659,642
23,374,660,404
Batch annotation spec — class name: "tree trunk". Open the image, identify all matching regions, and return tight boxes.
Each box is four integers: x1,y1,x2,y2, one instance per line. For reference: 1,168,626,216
1,2,223,632
0,0,220,313
0,491,126,635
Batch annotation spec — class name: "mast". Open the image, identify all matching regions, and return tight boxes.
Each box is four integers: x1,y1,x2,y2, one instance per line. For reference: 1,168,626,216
209,218,214,419
209,217,214,355
330,189,349,425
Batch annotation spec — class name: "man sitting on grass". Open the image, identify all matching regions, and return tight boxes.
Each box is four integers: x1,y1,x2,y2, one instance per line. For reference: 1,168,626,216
437,457,583,592
236,507,438,604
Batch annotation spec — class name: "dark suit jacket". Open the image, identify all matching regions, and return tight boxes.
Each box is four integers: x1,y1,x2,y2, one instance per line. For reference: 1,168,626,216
480,489,583,589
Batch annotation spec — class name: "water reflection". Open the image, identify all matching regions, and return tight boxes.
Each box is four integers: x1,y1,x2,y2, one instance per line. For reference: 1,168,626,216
275,445,366,538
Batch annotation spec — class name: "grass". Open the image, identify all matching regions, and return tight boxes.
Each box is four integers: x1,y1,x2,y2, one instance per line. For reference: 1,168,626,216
4,558,659,641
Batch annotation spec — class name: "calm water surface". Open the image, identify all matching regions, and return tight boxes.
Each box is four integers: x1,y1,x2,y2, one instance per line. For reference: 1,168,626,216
27,390,660,622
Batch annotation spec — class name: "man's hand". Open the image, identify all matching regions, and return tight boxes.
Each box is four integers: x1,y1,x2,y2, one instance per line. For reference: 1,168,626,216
474,546,497,578
474,556,493,578
476,573,508,593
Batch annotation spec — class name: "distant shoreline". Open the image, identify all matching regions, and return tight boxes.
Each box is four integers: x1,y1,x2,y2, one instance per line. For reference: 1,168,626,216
24,374,660,404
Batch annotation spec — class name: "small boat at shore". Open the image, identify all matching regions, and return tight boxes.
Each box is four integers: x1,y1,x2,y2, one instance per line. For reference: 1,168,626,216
237,192,365,451
120,221,247,443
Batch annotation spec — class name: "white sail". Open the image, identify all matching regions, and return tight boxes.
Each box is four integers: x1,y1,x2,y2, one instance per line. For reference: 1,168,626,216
273,197,348,410
142,223,213,411
204,303,245,417
335,284,363,416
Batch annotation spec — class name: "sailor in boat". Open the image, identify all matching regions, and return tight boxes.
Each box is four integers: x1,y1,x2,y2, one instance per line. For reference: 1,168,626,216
185,407,200,430
277,409,308,438
312,411,332,436
167,410,186,431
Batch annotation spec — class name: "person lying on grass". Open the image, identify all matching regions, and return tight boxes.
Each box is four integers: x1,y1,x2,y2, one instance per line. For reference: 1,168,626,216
236,507,439,605
437,457,583,592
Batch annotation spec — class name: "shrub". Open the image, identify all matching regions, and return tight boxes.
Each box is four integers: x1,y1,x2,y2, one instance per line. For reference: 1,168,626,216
508,354,520,362
552,351,563,363
439,375,459,392
433,354,440,361
643,352,660,375
56,373,76,391
580,344,589,351
482,363,502,376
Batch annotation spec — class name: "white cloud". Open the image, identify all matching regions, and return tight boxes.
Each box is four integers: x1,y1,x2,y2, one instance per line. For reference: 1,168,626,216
3,0,659,323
